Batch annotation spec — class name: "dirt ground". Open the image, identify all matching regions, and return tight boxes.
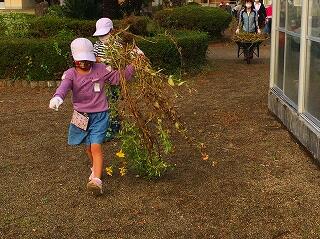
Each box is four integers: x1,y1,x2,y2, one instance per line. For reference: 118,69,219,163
2,42,320,239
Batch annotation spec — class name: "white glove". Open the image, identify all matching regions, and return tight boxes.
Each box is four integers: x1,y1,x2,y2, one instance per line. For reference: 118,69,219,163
49,96,63,111
236,29,240,34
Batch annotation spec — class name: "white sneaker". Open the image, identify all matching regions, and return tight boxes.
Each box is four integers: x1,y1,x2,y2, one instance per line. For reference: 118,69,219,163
87,177,103,196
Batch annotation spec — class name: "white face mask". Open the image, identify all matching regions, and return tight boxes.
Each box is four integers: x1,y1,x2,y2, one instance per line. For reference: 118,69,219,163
98,34,110,44
246,3,252,8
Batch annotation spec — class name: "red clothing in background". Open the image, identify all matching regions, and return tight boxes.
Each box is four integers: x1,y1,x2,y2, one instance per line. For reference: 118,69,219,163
266,4,272,19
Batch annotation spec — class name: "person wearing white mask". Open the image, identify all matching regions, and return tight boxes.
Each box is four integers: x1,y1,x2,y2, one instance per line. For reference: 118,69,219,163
49,38,136,196
254,0,266,29
236,0,260,34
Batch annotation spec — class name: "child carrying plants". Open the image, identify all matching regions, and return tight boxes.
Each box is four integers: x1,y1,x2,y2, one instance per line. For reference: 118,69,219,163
93,18,144,63
92,18,144,141
49,38,135,196
93,18,117,64
93,18,122,141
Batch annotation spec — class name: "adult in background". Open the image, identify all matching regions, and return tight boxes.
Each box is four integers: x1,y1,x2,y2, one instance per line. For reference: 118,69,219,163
264,2,272,34
254,0,266,29
232,1,244,20
236,0,261,60
236,0,260,34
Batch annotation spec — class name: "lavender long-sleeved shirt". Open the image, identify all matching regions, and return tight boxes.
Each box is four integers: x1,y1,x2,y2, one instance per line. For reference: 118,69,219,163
54,63,134,113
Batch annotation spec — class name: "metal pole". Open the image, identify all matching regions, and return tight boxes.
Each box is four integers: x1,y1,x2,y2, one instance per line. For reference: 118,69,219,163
297,0,309,113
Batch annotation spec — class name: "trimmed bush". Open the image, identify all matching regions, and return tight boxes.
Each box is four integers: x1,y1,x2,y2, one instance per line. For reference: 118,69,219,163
137,30,209,73
47,4,68,18
154,5,232,38
0,15,156,39
0,16,138,39
0,38,71,81
62,0,103,19
118,16,150,36
28,17,96,38
0,13,35,37
0,12,209,80
119,0,143,16
0,29,208,81
0,16,96,39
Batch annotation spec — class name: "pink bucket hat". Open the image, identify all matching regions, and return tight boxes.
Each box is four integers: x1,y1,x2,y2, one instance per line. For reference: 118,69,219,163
93,18,113,36
70,38,96,62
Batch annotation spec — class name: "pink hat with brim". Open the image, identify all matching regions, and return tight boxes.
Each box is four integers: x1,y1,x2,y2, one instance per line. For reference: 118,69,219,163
93,18,113,36
71,38,96,62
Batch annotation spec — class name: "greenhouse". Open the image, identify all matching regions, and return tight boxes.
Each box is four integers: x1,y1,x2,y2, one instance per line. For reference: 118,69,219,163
269,0,320,159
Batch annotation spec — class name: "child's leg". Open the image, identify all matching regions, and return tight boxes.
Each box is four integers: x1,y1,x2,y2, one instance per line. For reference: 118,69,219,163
90,143,103,179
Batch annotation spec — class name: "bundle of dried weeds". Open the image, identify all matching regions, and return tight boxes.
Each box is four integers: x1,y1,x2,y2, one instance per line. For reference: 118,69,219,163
103,30,208,178
232,32,269,43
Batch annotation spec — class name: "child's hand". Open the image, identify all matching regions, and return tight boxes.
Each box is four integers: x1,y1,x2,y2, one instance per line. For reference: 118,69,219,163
49,96,63,111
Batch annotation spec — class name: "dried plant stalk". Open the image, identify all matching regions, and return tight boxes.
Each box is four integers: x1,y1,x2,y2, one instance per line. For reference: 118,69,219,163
232,32,269,43
103,30,208,178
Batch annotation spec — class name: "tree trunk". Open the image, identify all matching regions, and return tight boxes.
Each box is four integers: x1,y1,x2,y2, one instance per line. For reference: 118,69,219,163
103,0,121,19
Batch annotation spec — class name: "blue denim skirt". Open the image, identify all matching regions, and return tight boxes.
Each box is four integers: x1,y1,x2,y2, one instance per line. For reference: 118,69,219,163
68,111,109,145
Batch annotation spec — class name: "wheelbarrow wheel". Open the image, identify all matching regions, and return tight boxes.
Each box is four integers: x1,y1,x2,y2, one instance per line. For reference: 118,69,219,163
244,49,250,64
245,48,254,64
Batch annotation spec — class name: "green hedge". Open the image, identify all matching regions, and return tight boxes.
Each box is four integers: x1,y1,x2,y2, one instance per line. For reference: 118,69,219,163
0,38,71,81
0,30,208,81
26,16,154,38
137,30,209,73
0,15,149,39
153,5,232,38
28,17,97,38
118,16,150,36
0,13,36,37
0,14,96,39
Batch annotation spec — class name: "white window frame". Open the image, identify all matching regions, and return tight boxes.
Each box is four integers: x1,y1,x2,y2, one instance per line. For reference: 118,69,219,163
270,0,320,128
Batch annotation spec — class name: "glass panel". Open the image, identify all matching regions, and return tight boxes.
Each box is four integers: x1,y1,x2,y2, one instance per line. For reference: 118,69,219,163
280,0,286,28
305,41,320,119
284,34,300,104
287,0,303,32
275,31,285,90
308,0,320,38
